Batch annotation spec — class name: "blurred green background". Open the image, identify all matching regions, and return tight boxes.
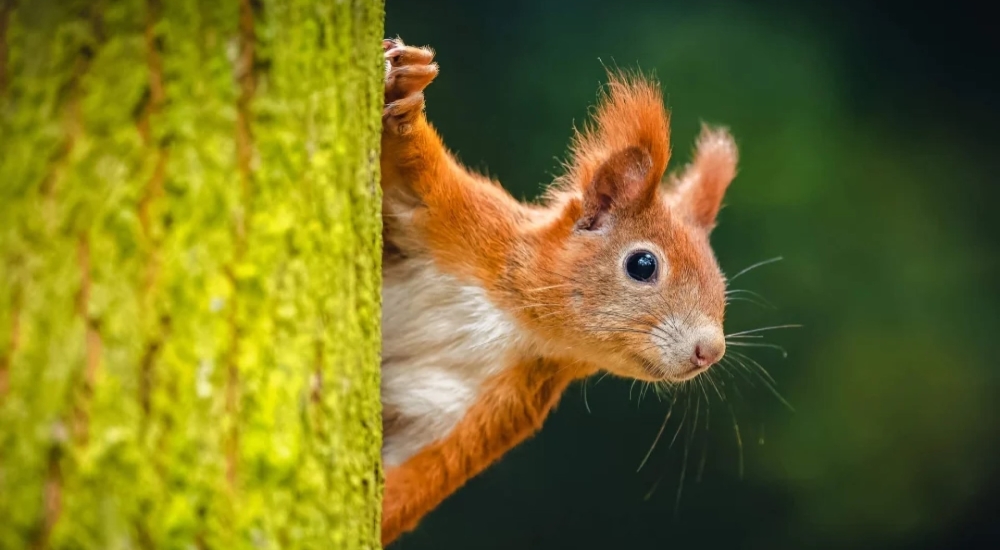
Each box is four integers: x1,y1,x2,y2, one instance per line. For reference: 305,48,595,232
383,0,1000,549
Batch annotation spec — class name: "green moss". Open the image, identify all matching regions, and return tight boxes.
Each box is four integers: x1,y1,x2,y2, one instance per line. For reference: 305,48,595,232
0,1,385,548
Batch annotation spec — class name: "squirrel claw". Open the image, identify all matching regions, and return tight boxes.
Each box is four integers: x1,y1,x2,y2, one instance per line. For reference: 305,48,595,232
383,37,438,133
384,92,425,135
386,64,438,101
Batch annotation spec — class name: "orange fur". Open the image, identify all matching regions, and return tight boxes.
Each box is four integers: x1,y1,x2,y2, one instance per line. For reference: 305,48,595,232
382,357,581,543
380,38,739,546
669,124,740,230
546,72,670,205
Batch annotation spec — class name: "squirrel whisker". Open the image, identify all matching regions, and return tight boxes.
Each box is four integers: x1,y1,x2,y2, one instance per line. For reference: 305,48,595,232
725,341,788,358
725,324,802,338
725,256,784,284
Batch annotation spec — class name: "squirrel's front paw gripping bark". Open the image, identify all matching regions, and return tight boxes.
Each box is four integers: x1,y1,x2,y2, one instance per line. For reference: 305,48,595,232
383,38,438,136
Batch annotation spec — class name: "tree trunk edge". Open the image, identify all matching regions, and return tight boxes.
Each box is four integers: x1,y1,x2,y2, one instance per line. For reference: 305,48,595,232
0,1,386,548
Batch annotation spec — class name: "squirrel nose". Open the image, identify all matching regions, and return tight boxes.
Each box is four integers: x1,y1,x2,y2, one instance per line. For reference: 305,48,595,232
692,338,725,368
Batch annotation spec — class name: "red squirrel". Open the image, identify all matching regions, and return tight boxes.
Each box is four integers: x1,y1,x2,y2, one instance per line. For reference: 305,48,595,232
380,37,738,545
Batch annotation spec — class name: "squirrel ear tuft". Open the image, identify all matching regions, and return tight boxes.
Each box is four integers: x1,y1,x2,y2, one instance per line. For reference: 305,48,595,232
670,125,739,231
577,146,655,231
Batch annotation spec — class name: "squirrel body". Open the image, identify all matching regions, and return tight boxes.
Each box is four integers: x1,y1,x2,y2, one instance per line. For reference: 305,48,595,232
379,38,739,545
381,256,529,467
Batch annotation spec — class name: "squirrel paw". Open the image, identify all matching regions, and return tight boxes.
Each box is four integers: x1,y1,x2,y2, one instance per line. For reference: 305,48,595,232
383,37,438,135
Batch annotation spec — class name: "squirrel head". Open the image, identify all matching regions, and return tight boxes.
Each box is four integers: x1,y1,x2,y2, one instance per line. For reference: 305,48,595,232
521,73,738,383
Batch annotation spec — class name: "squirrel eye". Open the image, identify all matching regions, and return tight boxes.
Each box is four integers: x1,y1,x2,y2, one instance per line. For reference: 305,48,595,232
625,251,658,283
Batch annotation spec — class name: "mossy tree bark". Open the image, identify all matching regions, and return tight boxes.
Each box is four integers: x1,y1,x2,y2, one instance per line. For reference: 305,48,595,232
0,1,385,548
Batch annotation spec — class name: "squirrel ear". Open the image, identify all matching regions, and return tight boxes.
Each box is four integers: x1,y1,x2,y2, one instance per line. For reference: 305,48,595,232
670,125,738,230
577,146,656,231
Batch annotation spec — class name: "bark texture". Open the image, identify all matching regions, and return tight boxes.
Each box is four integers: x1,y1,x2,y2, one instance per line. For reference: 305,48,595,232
0,0,385,548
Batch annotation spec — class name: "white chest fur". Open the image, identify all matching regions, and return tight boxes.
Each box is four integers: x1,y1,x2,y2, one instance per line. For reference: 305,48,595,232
381,259,523,467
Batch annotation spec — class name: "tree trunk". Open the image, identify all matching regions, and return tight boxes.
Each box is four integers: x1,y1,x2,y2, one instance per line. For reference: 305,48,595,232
0,1,385,548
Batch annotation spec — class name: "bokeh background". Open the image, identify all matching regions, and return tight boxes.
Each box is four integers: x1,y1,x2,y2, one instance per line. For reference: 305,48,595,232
383,0,1000,548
